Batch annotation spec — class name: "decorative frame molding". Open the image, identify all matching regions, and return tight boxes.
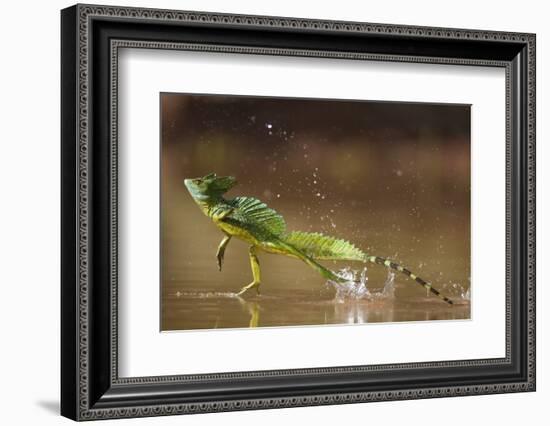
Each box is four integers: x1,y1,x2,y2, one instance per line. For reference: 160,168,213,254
61,3,535,421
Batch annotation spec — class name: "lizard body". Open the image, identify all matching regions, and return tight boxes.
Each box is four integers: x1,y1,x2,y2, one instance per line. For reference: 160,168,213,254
184,173,453,305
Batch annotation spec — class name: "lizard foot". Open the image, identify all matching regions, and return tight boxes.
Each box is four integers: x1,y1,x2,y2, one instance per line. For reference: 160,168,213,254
236,281,261,296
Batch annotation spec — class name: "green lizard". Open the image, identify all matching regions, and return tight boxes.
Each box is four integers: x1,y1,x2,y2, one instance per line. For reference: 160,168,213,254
184,173,453,305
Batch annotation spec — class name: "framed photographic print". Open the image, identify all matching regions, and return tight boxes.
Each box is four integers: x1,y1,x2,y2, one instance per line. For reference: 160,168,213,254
61,4,536,421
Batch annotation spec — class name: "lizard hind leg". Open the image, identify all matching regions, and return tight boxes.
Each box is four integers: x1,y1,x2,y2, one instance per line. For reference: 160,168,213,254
236,246,262,296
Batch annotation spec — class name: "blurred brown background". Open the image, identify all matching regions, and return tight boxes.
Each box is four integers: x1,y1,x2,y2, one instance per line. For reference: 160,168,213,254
161,93,471,331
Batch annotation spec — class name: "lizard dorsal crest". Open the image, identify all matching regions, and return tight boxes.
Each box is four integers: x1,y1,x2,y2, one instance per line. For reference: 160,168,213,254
283,231,365,261
232,196,286,236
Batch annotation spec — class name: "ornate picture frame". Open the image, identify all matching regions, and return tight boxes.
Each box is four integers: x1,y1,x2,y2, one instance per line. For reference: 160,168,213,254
61,4,535,421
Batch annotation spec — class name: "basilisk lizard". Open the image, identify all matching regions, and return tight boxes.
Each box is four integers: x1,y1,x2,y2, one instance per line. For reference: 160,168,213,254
184,173,453,305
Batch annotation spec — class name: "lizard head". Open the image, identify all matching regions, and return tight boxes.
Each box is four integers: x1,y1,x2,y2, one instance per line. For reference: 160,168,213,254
184,173,237,201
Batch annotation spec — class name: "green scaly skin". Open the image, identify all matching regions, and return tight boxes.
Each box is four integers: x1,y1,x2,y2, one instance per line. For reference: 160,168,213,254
184,173,453,305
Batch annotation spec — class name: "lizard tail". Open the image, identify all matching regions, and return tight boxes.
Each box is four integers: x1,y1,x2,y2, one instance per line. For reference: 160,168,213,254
282,231,453,305
364,255,453,305
276,241,346,283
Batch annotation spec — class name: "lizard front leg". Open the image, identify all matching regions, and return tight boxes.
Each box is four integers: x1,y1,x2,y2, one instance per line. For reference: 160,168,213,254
216,234,231,271
237,246,261,296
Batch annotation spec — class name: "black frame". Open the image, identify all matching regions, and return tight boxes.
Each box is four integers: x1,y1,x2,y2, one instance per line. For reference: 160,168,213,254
61,4,536,421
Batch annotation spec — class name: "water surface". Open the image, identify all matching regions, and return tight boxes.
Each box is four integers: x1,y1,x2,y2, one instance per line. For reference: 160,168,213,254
162,284,470,331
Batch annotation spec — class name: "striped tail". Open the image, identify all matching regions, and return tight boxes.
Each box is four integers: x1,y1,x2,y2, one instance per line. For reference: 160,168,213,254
365,255,453,305
283,231,454,305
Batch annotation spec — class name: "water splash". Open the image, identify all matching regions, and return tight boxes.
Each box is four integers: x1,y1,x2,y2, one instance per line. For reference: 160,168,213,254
444,283,470,301
326,266,395,302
